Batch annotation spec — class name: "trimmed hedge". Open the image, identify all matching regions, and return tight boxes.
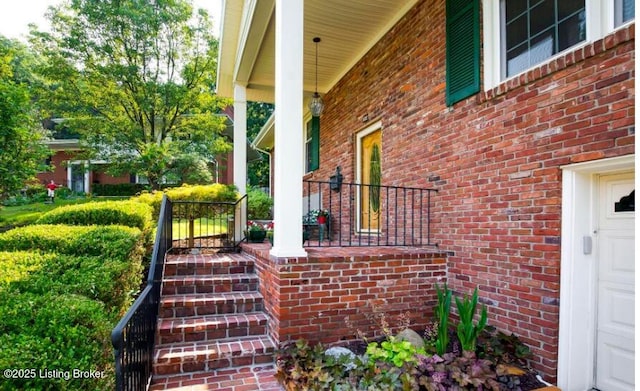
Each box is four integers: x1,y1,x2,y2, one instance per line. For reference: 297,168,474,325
92,183,149,196
134,183,239,218
0,291,113,391
35,200,153,232
0,225,145,260
0,251,142,315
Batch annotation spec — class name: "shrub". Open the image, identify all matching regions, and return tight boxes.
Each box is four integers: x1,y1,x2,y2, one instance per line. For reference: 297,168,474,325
2,251,142,315
36,200,153,232
366,338,426,367
247,187,273,219
0,251,54,288
0,291,113,391
134,183,239,218
455,287,488,352
0,224,144,260
92,183,149,196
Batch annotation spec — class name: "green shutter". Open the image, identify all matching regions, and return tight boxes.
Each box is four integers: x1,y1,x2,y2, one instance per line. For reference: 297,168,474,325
309,116,320,171
446,0,480,106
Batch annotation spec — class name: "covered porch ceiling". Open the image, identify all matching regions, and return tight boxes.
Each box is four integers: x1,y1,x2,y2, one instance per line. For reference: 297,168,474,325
217,0,420,103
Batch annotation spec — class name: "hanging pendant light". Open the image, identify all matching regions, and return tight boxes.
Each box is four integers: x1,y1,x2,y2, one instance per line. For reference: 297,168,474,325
308,37,324,117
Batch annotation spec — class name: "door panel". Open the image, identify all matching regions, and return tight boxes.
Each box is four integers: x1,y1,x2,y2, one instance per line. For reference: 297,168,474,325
596,173,634,391
359,129,381,231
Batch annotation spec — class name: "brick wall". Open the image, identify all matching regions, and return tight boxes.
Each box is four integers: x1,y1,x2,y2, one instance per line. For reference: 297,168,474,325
243,245,448,345
308,0,635,380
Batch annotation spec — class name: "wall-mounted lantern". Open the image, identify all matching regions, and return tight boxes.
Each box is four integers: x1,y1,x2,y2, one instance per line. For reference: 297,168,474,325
330,166,343,192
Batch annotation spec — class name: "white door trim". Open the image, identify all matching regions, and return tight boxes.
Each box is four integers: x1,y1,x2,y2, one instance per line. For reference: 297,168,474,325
558,154,635,390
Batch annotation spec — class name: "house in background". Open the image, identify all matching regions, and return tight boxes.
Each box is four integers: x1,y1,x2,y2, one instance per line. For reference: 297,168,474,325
217,0,634,389
36,112,259,193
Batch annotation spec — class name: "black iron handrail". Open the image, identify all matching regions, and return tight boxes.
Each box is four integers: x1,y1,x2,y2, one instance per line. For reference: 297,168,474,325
111,195,173,391
303,180,437,247
171,195,247,251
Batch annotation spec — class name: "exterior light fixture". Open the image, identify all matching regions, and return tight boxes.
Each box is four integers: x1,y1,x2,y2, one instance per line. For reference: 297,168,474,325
308,37,324,117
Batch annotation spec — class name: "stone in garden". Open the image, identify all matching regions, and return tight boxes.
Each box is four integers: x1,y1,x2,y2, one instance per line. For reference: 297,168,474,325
324,347,357,370
396,328,425,350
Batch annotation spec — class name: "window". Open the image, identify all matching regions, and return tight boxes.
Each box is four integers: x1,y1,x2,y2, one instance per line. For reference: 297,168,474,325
615,0,635,26
501,0,586,78
305,117,319,173
483,0,635,89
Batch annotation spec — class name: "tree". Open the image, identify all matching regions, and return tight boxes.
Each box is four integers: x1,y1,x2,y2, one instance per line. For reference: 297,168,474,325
31,0,231,189
247,101,274,187
0,37,49,202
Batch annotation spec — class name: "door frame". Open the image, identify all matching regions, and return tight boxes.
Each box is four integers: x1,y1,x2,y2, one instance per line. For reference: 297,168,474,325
557,154,635,390
355,120,383,232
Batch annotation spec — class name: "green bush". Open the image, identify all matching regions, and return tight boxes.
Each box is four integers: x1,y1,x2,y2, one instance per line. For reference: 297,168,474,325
0,224,144,260
36,200,153,232
0,291,114,391
134,183,239,218
92,183,149,196
247,187,273,219
1,251,142,315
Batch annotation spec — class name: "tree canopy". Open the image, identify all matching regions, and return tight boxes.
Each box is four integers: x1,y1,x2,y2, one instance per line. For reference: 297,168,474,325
31,0,231,189
0,37,49,202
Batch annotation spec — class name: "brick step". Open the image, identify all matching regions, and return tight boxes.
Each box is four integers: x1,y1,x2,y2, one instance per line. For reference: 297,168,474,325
157,312,269,345
153,335,276,377
161,273,259,295
149,364,283,390
159,291,264,318
164,254,254,277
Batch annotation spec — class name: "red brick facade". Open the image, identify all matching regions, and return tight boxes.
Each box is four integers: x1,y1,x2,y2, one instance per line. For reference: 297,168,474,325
304,0,634,380
243,244,448,346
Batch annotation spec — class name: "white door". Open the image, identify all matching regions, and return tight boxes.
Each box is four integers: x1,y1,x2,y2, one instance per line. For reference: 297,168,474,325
595,173,635,391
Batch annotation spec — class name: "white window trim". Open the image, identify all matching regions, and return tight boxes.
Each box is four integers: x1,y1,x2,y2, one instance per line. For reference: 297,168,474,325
303,113,313,174
482,0,633,91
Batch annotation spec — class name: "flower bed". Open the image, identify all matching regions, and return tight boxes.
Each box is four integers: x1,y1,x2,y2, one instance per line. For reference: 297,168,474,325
275,284,555,390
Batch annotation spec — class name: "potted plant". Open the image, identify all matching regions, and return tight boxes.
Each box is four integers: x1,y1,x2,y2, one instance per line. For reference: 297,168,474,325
308,209,329,224
245,220,267,243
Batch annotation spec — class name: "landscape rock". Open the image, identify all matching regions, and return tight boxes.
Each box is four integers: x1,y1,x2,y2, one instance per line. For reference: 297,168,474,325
396,328,425,350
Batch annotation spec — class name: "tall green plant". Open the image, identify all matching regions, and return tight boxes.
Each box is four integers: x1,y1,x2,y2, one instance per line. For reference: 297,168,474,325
455,287,488,352
434,283,452,355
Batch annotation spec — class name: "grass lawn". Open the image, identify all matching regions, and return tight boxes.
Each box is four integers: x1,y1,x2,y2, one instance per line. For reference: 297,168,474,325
0,197,126,229
172,217,230,240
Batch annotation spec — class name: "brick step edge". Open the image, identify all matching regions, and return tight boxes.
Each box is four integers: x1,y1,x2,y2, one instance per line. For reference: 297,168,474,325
149,364,282,390
157,312,268,344
164,255,255,276
153,335,276,376
159,291,264,318
161,273,259,295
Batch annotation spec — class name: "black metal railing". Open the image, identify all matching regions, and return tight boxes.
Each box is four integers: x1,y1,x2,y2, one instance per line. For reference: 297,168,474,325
171,195,247,251
111,195,173,391
303,180,437,247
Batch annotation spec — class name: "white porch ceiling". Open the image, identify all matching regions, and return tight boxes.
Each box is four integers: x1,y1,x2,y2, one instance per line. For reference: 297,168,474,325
217,0,420,103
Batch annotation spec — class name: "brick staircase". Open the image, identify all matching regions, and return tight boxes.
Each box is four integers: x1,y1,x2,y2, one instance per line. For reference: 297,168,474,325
150,253,282,390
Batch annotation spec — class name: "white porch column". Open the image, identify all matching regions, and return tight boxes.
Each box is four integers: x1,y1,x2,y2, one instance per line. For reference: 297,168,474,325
271,0,306,257
233,83,248,194
83,161,90,193
66,164,73,190
233,83,248,243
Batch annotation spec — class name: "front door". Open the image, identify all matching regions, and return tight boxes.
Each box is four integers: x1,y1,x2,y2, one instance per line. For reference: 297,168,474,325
359,128,382,231
595,173,635,391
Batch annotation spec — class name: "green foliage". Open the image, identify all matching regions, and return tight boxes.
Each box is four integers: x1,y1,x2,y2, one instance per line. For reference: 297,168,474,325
36,200,153,232
477,325,532,367
134,183,239,218
0,38,49,202
0,291,114,390
247,187,273,219
455,287,488,352
92,183,149,197
0,197,117,229
435,283,452,355
247,101,274,187
30,0,230,190
366,338,426,368
0,224,144,260
275,339,413,391
1,251,142,315
415,351,500,390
